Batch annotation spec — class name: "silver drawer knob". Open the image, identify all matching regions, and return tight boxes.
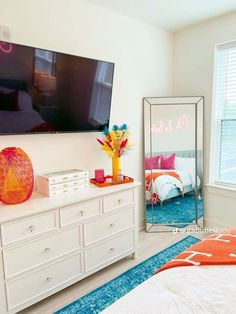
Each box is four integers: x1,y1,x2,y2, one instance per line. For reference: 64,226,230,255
46,277,52,282
118,199,122,204
29,225,35,232
110,248,115,252
80,210,85,216
44,248,51,253
110,223,115,227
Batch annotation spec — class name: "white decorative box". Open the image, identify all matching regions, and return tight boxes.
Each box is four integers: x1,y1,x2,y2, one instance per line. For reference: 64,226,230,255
37,169,89,197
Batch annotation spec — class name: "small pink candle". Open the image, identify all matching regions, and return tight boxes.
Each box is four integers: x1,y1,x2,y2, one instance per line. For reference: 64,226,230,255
95,169,105,183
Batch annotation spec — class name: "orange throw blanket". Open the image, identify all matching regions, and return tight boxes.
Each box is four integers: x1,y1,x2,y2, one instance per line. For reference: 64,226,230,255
145,171,182,192
155,231,236,274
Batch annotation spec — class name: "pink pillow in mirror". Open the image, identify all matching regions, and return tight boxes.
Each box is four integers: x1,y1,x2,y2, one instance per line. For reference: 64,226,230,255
145,156,159,170
160,153,176,169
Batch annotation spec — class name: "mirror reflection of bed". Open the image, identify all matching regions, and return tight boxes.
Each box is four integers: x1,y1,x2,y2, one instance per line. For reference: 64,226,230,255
145,151,203,228
144,97,204,232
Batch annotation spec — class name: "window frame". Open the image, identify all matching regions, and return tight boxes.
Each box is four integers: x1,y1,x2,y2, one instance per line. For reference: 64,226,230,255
34,49,56,77
210,40,236,189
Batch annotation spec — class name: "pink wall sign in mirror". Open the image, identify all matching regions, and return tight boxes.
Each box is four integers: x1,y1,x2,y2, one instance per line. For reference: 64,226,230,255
0,41,13,54
151,114,189,134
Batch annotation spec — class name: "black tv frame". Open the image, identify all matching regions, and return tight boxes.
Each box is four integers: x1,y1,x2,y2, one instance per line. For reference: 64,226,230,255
0,41,115,135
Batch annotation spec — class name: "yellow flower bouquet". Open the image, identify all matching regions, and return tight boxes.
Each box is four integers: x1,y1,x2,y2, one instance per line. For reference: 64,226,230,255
97,124,130,180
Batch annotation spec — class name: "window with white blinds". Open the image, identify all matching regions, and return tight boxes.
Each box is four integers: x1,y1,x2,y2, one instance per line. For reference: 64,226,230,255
212,42,236,185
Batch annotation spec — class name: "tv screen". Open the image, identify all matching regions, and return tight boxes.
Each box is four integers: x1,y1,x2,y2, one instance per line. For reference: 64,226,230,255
0,41,114,134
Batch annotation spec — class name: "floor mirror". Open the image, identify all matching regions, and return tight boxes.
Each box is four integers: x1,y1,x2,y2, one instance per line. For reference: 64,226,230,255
144,96,204,232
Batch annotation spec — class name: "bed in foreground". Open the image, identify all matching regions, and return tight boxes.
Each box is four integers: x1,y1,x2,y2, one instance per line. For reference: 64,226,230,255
102,232,236,314
102,265,236,314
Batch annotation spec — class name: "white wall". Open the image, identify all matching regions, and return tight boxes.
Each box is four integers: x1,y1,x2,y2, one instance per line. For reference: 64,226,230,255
0,0,174,227
174,12,236,228
148,105,195,152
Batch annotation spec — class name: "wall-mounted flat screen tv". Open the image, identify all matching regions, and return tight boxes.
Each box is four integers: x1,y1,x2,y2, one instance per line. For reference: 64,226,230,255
0,41,114,134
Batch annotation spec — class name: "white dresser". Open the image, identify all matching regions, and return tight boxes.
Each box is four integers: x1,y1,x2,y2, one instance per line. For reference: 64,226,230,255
0,182,140,314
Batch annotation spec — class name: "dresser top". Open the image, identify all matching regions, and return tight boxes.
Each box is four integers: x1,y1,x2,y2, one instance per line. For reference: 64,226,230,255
42,169,85,177
0,182,141,224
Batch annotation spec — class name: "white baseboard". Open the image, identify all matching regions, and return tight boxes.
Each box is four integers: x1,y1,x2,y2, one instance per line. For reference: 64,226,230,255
139,217,232,233
138,217,145,231
204,217,232,230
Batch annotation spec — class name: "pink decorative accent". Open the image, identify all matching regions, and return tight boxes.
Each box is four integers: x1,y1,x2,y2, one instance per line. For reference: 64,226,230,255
175,114,189,131
150,193,158,205
151,114,189,134
160,153,176,170
95,169,105,183
144,156,159,170
0,41,13,54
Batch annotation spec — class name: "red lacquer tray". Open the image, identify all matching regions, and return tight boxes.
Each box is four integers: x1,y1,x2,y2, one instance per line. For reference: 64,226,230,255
90,175,134,187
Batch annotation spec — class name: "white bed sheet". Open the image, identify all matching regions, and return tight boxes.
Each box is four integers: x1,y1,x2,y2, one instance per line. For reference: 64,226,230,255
145,169,200,202
102,265,236,314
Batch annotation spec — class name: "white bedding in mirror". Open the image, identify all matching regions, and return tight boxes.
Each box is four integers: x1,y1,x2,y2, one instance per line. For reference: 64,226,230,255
102,265,236,314
145,169,200,201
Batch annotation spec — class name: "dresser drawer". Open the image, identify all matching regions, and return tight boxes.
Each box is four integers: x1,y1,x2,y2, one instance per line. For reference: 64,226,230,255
103,189,134,212
1,212,57,246
84,207,134,246
60,199,100,226
49,179,88,192
49,183,89,197
3,227,81,278
85,231,134,272
6,253,82,310
39,170,89,185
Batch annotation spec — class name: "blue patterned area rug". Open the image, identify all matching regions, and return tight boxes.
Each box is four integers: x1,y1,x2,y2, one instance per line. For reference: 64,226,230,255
146,194,203,228
54,236,199,314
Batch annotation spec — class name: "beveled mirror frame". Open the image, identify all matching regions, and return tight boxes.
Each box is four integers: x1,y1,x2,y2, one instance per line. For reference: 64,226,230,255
143,96,204,233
